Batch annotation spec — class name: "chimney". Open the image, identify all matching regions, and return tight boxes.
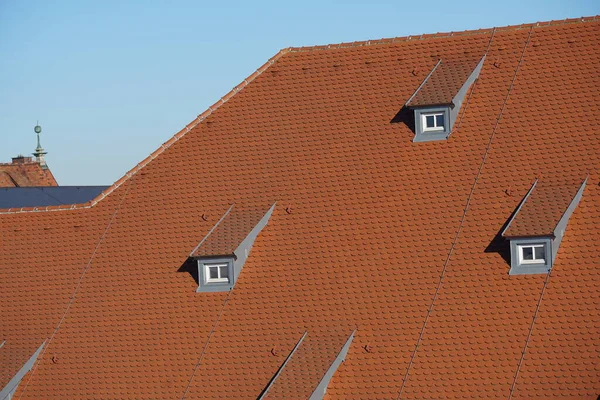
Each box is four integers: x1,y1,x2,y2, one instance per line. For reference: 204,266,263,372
11,155,33,164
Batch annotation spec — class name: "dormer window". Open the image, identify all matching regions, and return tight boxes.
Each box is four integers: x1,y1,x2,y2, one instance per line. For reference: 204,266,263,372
422,112,446,132
198,257,234,289
507,238,552,274
187,202,276,292
518,244,546,264
501,177,587,275
402,55,486,142
205,261,231,283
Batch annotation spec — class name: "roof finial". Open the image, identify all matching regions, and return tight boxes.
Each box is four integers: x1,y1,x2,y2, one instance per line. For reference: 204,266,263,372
32,121,48,169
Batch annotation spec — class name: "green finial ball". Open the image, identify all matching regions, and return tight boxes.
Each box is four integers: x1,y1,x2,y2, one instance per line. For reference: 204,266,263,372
34,125,42,134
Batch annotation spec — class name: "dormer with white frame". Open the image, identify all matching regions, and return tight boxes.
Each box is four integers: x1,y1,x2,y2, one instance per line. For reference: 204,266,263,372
405,56,485,142
190,202,276,292
502,177,587,275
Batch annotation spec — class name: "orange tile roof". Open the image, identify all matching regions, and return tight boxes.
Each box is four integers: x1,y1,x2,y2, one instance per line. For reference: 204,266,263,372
1,16,600,399
0,159,57,187
0,171,16,187
503,177,586,237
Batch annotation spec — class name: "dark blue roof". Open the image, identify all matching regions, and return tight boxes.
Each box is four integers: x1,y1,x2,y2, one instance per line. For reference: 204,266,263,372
0,186,109,209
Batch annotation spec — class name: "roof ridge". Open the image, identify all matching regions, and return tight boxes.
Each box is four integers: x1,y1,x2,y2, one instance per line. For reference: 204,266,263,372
287,15,599,53
0,49,293,215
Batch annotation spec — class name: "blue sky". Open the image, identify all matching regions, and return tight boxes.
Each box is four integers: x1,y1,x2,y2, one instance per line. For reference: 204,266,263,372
1,0,598,185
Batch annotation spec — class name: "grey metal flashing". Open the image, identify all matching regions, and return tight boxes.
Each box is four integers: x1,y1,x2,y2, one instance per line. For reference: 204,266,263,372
448,55,486,134
194,202,276,292
551,177,587,261
404,59,442,106
309,329,356,400
232,202,276,283
0,340,5,350
0,340,46,400
501,179,538,237
258,331,308,400
412,106,451,142
509,237,553,275
189,204,234,257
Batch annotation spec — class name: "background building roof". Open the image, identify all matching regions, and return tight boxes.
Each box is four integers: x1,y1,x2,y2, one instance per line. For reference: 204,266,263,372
0,157,57,187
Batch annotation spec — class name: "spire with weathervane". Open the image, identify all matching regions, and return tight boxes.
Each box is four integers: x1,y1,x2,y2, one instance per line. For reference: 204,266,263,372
32,122,48,169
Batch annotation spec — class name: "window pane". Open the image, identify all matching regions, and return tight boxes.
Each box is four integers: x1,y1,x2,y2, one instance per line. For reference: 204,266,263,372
435,114,445,127
209,266,219,279
220,266,229,279
522,247,533,260
425,115,435,127
208,267,219,279
534,246,545,260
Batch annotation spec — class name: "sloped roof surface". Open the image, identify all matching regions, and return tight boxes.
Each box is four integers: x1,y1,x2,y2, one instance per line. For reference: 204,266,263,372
1,17,599,400
0,172,15,187
503,178,585,237
0,162,57,187
191,203,273,257
407,57,482,106
0,186,108,209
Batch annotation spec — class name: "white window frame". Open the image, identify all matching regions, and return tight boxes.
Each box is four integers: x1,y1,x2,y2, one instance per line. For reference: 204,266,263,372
204,262,230,283
518,244,546,265
421,112,445,132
